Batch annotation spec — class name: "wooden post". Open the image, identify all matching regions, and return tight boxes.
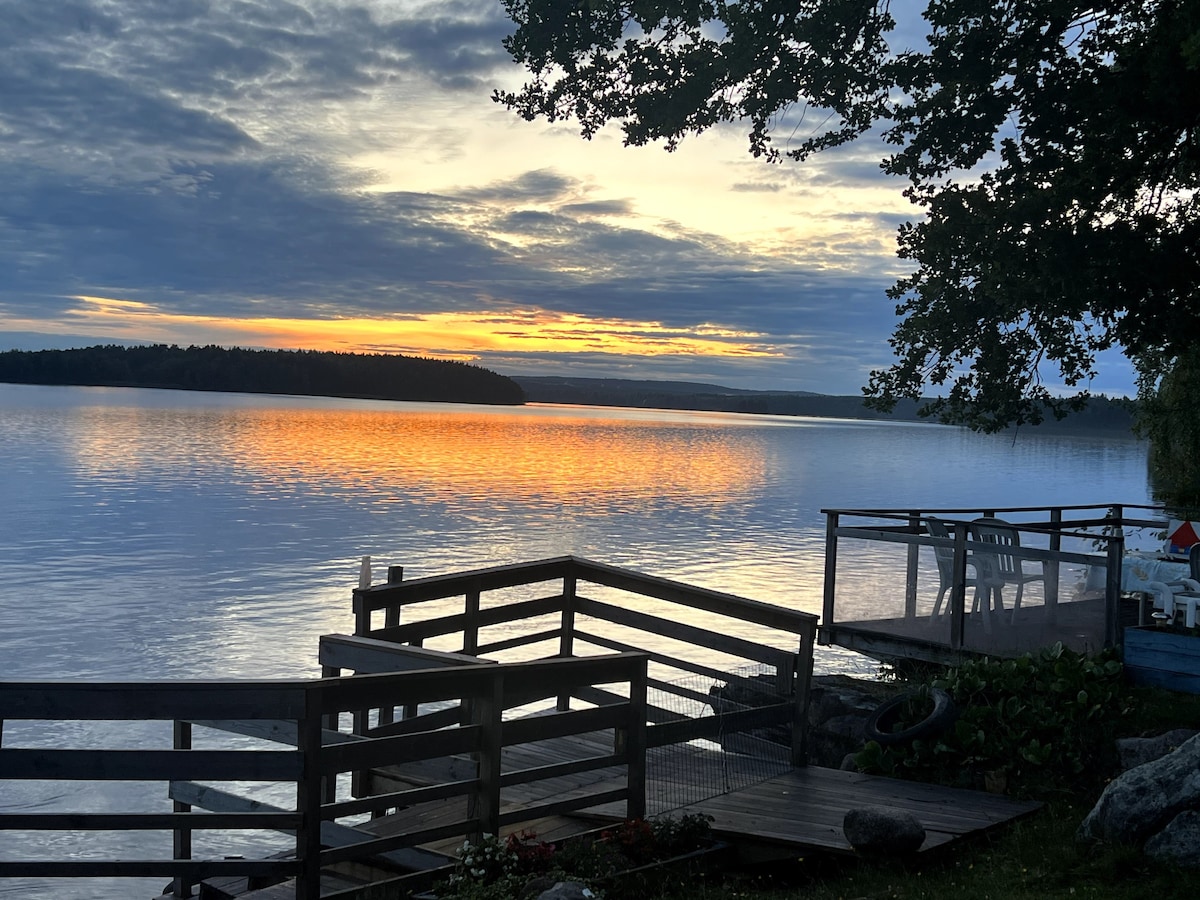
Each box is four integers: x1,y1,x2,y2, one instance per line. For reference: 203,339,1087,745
790,628,814,768
557,573,577,711
821,512,839,643
1046,508,1062,622
377,566,406,732
468,674,504,840
384,565,404,629
172,720,193,899
950,522,968,650
1106,528,1126,649
320,666,340,805
904,510,920,618
625,660,648,821
464,587,481,656
296,693,324,900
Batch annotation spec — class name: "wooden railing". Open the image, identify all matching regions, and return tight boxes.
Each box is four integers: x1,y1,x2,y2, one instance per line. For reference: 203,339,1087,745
0,679,311,894
820,503,1167,661
351,555,819,767
0,653,649,897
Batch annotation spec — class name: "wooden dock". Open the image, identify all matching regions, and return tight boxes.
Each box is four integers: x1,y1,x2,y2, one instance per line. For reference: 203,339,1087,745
208,747,1040,899
2,556,1041,899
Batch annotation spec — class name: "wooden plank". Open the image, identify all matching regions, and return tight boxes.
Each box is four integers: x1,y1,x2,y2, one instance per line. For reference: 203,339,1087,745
355,558,574,612
572,629,769,684
168,782,452,872
319,819,480,868
499,753,625,788
0,811,297,830
496,787,629,827
366,705,465,738
319,634,495,673
0,681,306,720
321,726,481,776
323,779,477,819
502,705,627,746
0,858,298,879
368,595,563,646
574,596,794,667
188,718,361,747
475,628,563,656
647,703,791,748
0,747,302,781
572,557,818,633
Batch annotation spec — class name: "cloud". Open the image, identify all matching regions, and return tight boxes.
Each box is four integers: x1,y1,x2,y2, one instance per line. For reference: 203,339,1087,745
0,0,1032,397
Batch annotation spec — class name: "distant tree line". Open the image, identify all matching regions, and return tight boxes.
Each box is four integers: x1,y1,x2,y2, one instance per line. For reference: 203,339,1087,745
0,345,526,406
514,377,1138,434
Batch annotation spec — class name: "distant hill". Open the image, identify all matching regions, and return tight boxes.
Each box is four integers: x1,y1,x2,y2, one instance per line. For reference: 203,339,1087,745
0,345,525,405
513,375,1139,434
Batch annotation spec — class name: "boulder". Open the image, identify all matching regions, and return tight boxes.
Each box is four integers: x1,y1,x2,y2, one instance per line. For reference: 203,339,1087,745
1145,810,1200,868
1116,729,1199,771
1078,733,1200,844
843,806,926,854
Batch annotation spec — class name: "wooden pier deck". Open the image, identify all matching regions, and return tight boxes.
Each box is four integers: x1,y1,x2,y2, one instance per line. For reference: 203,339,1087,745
2,556,1043,898
219,752,1040,899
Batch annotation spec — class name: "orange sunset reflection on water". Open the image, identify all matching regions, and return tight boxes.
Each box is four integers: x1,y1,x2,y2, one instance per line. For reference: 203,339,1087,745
67,400,772,513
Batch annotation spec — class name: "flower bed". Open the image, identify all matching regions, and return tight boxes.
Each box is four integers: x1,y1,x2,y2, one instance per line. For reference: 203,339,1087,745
433,814,726,900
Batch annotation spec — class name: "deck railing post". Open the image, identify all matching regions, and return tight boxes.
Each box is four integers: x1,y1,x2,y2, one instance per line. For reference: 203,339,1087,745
464,586,481,656
821,512,839,643
904,510,920,619
950,523,968,650
171,719,193,899
1105,528,1126,649
468,674,504,840
557,573,578,711
319,666,340,805
1046,508,1062,622
296,690,324,900
791,626,814,768
625,659,648,820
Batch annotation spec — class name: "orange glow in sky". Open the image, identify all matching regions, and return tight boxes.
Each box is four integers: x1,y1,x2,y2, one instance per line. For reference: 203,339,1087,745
35,295,783,362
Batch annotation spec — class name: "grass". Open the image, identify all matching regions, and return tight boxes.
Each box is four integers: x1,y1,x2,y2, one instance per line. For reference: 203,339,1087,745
633,683,1200,900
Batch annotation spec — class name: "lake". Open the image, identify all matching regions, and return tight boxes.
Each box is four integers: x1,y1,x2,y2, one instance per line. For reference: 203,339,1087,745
0,382,1154,896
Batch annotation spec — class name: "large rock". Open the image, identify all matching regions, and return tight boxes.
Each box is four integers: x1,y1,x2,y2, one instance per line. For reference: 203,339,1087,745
1145,811,1200,867
1117,729,1199,771
843,806,926,854
1079,733,1200,843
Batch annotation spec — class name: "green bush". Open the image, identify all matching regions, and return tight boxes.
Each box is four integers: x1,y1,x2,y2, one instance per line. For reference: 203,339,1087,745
855,643,1125,797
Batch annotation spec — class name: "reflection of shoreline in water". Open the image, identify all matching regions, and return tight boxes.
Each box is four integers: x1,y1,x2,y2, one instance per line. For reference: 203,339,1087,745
64,403,772,510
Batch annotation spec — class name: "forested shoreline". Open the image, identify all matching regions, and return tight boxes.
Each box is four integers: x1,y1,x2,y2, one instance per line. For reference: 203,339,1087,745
514,376,1140,435
0,345,526,405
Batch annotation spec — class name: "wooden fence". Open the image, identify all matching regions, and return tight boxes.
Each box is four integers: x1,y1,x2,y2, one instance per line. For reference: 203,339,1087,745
350,555,819,768
0,653,649,897
0,556,818,895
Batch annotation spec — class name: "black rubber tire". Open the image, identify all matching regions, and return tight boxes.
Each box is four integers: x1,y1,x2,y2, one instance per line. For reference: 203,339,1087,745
864,688,957,747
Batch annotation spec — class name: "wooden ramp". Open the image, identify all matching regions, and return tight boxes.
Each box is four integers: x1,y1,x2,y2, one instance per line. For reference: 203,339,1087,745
645,765,1040,855
223,762,1040,899
363,747,1038,862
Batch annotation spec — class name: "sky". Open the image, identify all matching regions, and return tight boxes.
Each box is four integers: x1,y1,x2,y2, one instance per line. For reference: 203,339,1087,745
0,0,1138,396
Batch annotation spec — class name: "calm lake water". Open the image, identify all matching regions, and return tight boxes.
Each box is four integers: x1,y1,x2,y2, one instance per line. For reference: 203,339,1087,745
0,382,1154,896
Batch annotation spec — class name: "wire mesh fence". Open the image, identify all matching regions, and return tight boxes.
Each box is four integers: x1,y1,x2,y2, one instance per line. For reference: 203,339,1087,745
645,664,794,815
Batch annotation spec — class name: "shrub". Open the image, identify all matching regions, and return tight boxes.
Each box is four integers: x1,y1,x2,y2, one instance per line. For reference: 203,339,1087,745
855,643,1125,797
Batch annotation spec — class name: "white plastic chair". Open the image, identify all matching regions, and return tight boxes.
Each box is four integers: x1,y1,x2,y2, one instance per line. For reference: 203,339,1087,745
927,516,991,619
969,517,1046,624
1147,544,1200,627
